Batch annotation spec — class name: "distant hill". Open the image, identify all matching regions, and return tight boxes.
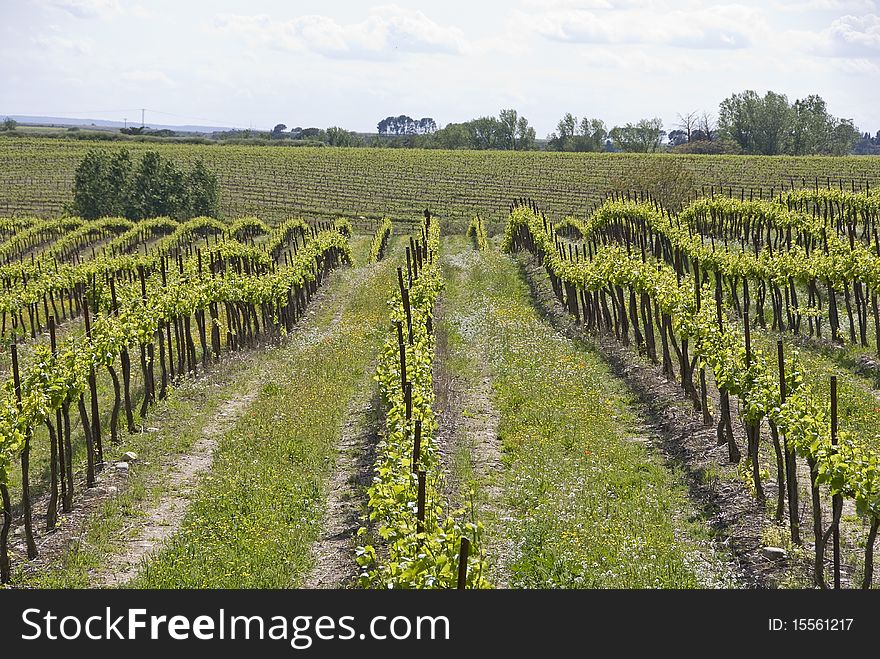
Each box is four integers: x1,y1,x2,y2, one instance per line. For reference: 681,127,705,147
1,115,238,134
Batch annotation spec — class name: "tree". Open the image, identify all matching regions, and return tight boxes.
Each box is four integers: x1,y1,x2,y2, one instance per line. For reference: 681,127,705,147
187,158,219,217
71,149,112,219
790,95,859,156
516,116,536,151
72,150,218,220
576,117,607,152
675,111,698,142
718,90,762,152
754,91,792,155
126,151,187,219
547,114,605,152
718,90,792,155
417,118,437,134
559,113,577,137
105,149,131,217
694,112,716,142
853,131,880,155
790,95,827,155
324,126,363,147
826,118,859,156
610,118,665,153
271,123,288,137
498,108,519,150
667,130,688,148
719,90,859,155
468,116,502,149
1,117,16,131
431,123,471,149
378,115,421,135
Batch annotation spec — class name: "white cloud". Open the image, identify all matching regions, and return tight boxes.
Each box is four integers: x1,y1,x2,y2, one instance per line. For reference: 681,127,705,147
775,0,877,11
213,6,468,60
826,13,880,54
514,2,762,50
120,69,174,86
797,13,880,56
129,4,151,18
519,0,614,8
576,45,711,73
34,34,92,54
42,0,121,19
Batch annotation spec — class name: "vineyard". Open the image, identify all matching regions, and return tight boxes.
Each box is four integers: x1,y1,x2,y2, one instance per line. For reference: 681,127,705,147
1,144,880,591
3,137,880,225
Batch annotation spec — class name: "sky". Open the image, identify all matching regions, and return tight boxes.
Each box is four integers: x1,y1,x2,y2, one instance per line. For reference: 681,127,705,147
2,0,879,135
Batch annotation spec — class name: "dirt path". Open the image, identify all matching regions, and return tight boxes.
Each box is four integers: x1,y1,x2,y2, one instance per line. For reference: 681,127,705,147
301,383,381,589
91,393,256,587
433,282,503,501
301,255,401,589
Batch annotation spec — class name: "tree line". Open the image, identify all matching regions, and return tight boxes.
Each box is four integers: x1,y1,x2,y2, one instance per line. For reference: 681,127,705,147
285,89,865,155
545,91,862,155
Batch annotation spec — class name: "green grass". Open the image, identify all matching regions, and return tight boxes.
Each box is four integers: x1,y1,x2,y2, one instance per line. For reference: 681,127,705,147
129,240,398,588
439,235,735,588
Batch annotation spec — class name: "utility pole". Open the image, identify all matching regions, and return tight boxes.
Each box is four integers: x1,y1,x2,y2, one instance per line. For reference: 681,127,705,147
141,108,145,128
124,117,127,129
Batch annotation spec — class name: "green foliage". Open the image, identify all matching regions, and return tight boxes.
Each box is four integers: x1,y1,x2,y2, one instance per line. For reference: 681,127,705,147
547,114,607,152
672,140,742,155
125,151,187,220
332,217,353,237
324,127,363,147
0,228,352,493
187,158,219,217
719,90,859,156
610,118,666,153
70,149,220,220
6,138,880,224
608,158,696,209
